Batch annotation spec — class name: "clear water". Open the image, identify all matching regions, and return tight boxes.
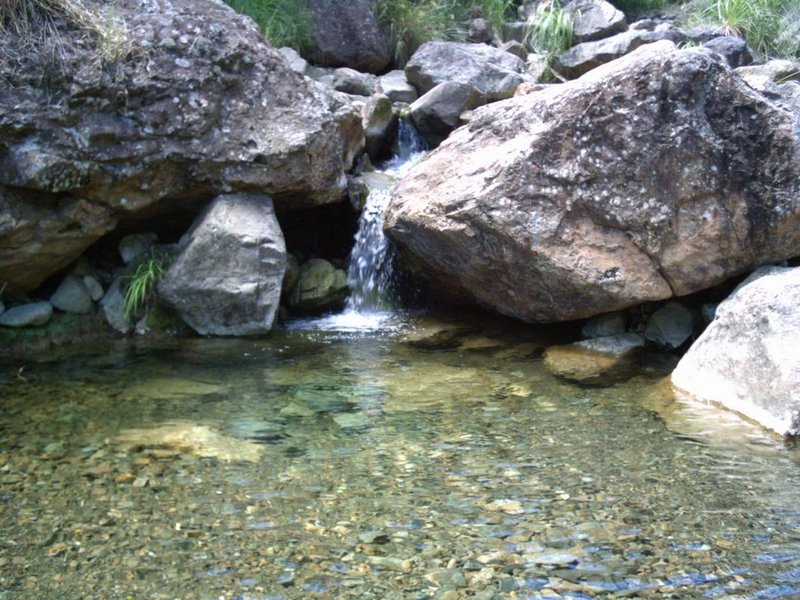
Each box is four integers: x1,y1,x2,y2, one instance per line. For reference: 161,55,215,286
2,313,800,599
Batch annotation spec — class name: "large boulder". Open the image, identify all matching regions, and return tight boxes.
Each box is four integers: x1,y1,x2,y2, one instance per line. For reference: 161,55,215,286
565,0,627,44
405,42,534,101
159,193,286,336
0,0,363,292
385,42,800,323
305,0,390,73
672,267,800,436
409,82,485,147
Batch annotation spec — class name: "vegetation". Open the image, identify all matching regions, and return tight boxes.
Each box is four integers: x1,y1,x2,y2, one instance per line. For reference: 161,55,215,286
524,0,574,81
123,252,171,318
223,0,313,51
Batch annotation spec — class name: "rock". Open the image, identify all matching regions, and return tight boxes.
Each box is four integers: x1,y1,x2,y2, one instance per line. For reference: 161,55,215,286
282,254,301,299
286,258,348,314
543,333,645,385
701,302,718,324
525,54,550,82
277,47,309,74
503,21,527,43
409,82,485,147
385,43,800,323
555,25,685,79
0,301,53,327
119,233,157,265
405,42,534,101
305,0,390,73
378,70,418,104
0,300,4,315
672,267,800,436
159,193,286,336
101,277,132,334
0,0,362,292
702,36,752,68
333,68,378,96
426,568,468,588
50,274,94,314
736,59,800,86
362,94,398,161
582,312,627,339
82,275,104,302
467,18,494,44
501,40,528,61
565,0,627,44
644,302,695,349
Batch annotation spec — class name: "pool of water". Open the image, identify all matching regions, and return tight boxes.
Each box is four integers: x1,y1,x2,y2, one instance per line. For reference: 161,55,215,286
2,312,800,599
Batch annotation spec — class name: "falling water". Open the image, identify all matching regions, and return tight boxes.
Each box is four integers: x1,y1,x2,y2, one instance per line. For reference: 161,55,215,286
345,119,427,313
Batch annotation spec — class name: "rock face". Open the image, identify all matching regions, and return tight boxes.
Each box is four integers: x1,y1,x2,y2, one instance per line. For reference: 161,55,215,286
305,0,390,73
672,267,800,436
286,258,348,314
385,43,800,323
405,42,533,101
565,0,627,44
159,193,286,336
0,0,363,292
409,82,485,147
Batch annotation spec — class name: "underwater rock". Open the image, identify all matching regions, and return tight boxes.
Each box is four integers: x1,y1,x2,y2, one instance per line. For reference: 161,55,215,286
544,333,645,385
0,301,53,328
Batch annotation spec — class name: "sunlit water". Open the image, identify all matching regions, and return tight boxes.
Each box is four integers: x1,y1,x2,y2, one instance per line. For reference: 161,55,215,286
2,314,800,599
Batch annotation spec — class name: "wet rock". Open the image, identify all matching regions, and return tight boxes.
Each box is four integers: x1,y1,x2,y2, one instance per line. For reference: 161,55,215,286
286,258,348,315
362,94,398,161
405,42,534,101
119,233,157,265
50,275,93,314
644,302,695,349
82,275,104,302
116,422,263,462
426,568,467,587
159,193,286,336
386,43,800,323
122,377,223,402
702,36,752,68
378,70,418,104
0,302,53,327
305,0,390,73
282,254,301,299
672,266,800,436
101,278,132,334
555,25,685,79
565,0,627,44
333,68,378,96
544,334,645,385
402,319,474,349
582,312,627,339
409,81,485,147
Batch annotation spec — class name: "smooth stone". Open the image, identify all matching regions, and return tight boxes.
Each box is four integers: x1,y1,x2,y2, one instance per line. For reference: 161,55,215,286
544,333,645,385
0,301,53,327
101,277,132,334
332,412,371,430
582,312,627,339
119,232,158,264
426,568,468,587
50,274,93,314
644,302,695,348
82,275,104,302
378,70,418,104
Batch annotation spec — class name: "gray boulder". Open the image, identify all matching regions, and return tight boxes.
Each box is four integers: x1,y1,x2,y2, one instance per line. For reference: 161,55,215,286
0,0,362,292
405,42,534,101
0,302,53,327
555,25,685,79
544,333,645,385
50,274,94,314
333,68,378,96
362,94,398,161
378,70,419,104
286,258,349,314
305,0,390,73
672,267,800,436
119,233,157,265
159,193,286,336
644,302,695,349
565,0,627,44
102,277,133,334
385,43,800,323
83,275,105,302
702,36,752,68
582,312,627,339
409,82,485,147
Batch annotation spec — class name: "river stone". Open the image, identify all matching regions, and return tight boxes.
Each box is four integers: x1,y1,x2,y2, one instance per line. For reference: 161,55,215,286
159,193,286,336
409,81,485,147
50,274,94,314
672,267,800,436
101,277,132,334
83,275,104,302
702,36,752,68
555,25,686,79
378,70,418,104
543,333,645,385
582,312,627,339
385,43,800,323
286,258,348,315
118,233,157,265
333,68,378,96
363,94,398,161
405,41,534,101
305,0,390,73
565,0,627,44
0,301,53,327
0,0,362,292
644,302,695,349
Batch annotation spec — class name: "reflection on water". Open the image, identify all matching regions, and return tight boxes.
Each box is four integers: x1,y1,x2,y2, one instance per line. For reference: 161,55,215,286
1,315,800,599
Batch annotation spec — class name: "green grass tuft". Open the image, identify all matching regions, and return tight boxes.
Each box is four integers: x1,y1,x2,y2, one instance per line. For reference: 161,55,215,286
222,0,313,51
123,252,171,318
524,0,574,81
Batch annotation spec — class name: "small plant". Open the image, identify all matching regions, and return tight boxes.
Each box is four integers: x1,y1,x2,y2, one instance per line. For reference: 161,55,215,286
123,252,170,317
524,0,574,81
223,0,313,51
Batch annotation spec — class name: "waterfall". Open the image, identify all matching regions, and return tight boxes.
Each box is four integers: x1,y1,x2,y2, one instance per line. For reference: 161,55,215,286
345,120,427,313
